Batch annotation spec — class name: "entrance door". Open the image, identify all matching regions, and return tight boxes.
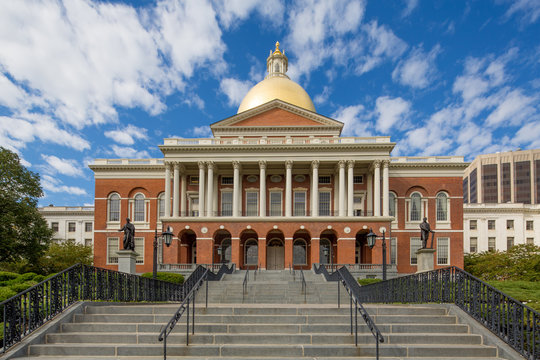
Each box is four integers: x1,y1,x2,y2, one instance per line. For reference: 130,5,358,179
267,239,284,270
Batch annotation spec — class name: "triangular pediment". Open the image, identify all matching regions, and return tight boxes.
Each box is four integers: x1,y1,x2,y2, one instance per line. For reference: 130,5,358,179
210,100,343,137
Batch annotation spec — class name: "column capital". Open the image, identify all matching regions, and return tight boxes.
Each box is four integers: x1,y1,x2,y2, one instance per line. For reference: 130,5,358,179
347,160,355,169
285,160,293,169
258,160,267,170
206,161,216,170
173,162,181,171
197,161,206,170
178,164,186,173
311,160,320,170
337,160,346,170
372,160,381,170
382,159,390,168
232,160,241,170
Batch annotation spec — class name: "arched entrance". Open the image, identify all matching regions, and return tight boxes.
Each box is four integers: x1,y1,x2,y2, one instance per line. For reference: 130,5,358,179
241,229,259,269
214,229,231,264
266,230,285,270
178,230,196,264
320,230,337,265
293,229,310,269
355,230,372,264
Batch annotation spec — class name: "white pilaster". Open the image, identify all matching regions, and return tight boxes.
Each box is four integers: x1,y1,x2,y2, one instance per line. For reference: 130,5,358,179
233,161,240,218
338,160,346,217
285,160,293,217
180,172,186,217
164,163,171,217
373,160,381,217
347,160,354,217
206,162,214,217
259,161,266,217
382,160,389,217
311,160,319,217
173,163,180,217
198,161,206,217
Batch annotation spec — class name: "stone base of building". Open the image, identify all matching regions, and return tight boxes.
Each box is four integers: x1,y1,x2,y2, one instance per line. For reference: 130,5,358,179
116,250,139,274
416,248,436,273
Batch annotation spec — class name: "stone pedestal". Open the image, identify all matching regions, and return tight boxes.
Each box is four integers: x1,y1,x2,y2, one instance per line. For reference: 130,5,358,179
116,250,139,274
416,248,436,273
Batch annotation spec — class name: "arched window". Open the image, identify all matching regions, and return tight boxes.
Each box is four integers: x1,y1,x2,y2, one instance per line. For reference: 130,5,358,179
158,193,165,219
108,193,120,222
320,239,332,264
389,192,397,217
134,194,145,222
436,192,448,221
410,193,421,221
221,238,231,263
293,239,307,265
244,239,258,265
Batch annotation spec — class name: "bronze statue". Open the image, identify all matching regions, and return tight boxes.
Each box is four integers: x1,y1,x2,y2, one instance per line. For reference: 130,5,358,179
119,218,136,251
420,217,435,249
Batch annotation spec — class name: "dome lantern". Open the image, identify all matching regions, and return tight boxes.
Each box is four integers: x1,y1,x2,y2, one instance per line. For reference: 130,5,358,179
266,41,288,79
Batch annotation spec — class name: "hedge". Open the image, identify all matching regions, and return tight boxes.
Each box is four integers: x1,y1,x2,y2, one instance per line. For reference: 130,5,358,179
141,272,184,284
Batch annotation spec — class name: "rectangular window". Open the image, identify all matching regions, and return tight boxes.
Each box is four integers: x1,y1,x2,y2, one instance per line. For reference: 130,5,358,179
353,175,363,184
319,175,331,184
410,237,421,265
526,237,534,245
85,222,92,232
437,237,449,265
51,222,59,232
293,191,306,216
469,168,477,203
469,220,477,230
488,237,496,251
470,237,478,253
507,220,514,230
482,164,498,203
515,161,531,204
353,195,363,216
221,176,233,185
245,191,258,216
190,196,199,217
488,220,496,230
502,163,511,202
319,191,331,216
68,222,76,232
84,239,92,248
390,237,397,265
270,191,282,216
221,192,232,216
107,237,119,264
189,176,199,185
507,237,514,249
526,220,534,231
134,237,144,264
463,177,469,204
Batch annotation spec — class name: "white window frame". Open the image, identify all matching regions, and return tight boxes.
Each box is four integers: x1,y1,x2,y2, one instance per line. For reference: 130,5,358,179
526,220,534,231
189,176,199,185
157,192,165,221
507,219,514,230
269,191,282,216
353,175,363,184
470,220,477,230
245,190,259,216
68,222,76,232
188,194,199,217
410,237,421,265
107,193,121,225
405,192,427,228
319,190,331,216
244,239,258,265
130,193,149,228
390,237,397,265
435,192,450,228
353,193,364,216
107,237,119,265
470,237,478,253
389,192,397,219
134,237,144,264
85,222,93,233
221,190,233,216
318,175,331,184
293,190,306,216
437,237,449,265
488,237,496,251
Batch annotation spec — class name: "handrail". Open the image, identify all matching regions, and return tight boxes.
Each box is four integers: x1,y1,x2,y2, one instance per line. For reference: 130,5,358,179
357,266,540,360
314,264,384,359
1,263,183,354
242,269,249,302
206,263,235,281
158,265,209,360
300,269,306,303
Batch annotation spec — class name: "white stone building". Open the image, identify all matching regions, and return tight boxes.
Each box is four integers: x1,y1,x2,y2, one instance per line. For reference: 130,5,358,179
38,205,95,247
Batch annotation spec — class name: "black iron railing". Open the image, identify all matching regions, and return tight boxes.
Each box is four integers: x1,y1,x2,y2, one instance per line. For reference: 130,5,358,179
242,269,249,302
314,264,384,359
299,269,306,303
1,264,184,354
357,266,540,360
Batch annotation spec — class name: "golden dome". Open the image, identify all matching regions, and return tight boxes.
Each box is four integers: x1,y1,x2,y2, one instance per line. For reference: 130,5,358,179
237,76,316,114
237,42,316,114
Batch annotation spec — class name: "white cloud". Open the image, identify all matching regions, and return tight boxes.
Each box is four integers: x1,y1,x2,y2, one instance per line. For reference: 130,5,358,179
183,94,205,110
219,78,253,107
504,0,540,25
314,86,332,105
332,105,371,137
375,96,411,133
41,175,87,196
485,89,536,126
213,0,284,28
110,145,150,158
192,126,212,137
41,155,84,177
402,0,419,17
392,45,440,89
513,119,540,148
104,124,149,145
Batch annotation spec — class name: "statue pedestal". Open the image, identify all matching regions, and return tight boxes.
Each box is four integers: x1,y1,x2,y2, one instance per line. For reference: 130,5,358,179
116,250,139,274
416,248,436,273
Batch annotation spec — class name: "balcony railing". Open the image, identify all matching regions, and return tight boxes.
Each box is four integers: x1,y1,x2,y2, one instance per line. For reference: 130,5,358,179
169,210,377,218
164,136,392,146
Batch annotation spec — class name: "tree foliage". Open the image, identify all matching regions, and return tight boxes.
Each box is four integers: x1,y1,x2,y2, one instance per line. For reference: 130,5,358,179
464,244,540,281
40,239,93,274
0,147,53,270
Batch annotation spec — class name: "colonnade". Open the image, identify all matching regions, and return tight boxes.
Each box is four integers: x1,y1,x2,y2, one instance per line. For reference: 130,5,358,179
163,159,390,218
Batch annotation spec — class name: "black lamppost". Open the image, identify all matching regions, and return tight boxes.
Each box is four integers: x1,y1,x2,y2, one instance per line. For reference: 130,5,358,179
367,227,387,281
153,226,174,279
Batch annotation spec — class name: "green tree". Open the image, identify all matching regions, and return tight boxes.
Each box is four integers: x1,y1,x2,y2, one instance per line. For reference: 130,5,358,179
40,239,93,273
0,147,53,272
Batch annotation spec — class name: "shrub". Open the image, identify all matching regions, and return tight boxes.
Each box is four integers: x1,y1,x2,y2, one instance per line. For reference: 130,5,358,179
0,271,19,282
0,287,17,302
17,272,38,282
141,272,184,284
9,281,38,293
32,274,45,283
358,278,383,286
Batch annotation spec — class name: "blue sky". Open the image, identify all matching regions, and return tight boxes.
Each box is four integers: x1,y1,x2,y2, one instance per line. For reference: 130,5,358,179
0,0,539,207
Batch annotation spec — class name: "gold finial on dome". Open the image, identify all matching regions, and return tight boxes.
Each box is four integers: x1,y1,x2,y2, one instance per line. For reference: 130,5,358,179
273,41,282,55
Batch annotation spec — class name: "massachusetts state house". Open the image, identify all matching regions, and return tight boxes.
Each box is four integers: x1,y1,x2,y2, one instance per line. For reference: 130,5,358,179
90,43,467,276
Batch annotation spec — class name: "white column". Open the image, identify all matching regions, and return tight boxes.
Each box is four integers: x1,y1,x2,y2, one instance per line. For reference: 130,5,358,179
367,172,373,215
233,161,240,217
180,172,187,217
206,161,214,217
173,163,180,217
338,161,346,217
347,160,354,217
311,160,319,217
259,161,266,217
382,160,389,217
285,160,293,217
164,163,171,217
373,160,381,216
198,161,206,217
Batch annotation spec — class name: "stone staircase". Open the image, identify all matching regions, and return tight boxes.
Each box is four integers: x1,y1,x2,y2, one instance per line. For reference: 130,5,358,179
8,269,508,359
